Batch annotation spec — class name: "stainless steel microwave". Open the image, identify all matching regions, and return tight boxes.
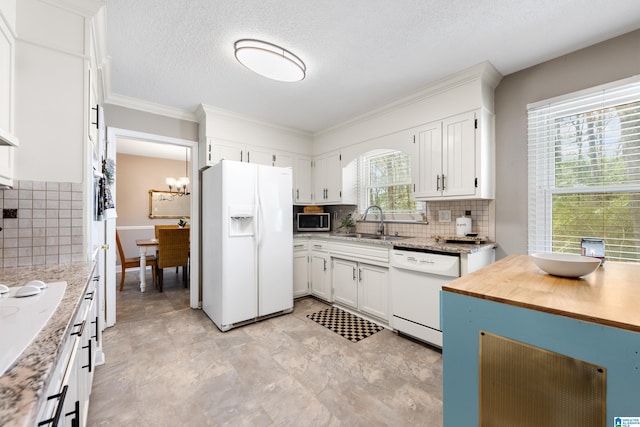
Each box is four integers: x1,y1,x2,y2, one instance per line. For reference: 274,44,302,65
296,213,330,232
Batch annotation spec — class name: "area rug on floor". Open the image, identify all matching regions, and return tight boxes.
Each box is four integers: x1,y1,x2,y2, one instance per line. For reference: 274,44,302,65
306,306,384,342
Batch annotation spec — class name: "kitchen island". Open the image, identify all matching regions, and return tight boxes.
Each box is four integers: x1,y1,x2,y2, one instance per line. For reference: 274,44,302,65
441,254,640,426
0,262,96,427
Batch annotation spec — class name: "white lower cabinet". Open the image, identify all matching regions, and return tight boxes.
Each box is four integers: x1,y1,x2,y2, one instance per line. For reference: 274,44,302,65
332,258,389,322
332,258,358,308
293,240,309,298
37,275,98,427
310,241,332,302
358,263,389,321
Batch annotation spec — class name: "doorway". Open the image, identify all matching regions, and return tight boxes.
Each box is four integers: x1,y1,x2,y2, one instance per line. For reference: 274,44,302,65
104,127,199,327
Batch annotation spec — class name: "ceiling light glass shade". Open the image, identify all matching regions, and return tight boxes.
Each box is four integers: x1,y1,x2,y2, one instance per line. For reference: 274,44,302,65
165,177,177,187
234,39,306,82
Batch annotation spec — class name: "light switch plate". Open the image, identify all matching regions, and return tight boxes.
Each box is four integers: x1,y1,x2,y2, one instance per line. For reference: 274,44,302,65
438,210,451,222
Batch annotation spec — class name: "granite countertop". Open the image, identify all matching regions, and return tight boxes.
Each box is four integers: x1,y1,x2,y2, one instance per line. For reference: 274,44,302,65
443,254,640,332
0,262,96,427
391,237,496,254
294,233,497,254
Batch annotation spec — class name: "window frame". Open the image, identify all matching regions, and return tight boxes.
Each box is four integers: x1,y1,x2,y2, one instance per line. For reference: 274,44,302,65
527,75,640,262
354,149,425,222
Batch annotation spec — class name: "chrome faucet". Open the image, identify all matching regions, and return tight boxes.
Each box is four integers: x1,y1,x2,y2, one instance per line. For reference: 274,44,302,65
362,205,385,235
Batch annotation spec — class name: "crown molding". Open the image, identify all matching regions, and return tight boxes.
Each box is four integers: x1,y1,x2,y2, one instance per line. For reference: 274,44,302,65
315,61,503,137
104,93,198,123
197,104,312,137
41,0,105,17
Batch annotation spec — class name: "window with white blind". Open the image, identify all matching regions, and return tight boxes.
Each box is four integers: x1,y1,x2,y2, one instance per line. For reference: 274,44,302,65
352,149,425,220
528,76,640,262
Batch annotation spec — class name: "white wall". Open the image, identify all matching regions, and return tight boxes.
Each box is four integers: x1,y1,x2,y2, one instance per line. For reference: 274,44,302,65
494,28,640,259
104,104,199,143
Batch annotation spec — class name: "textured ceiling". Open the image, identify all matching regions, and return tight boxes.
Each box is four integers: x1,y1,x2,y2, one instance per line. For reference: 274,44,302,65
105,0,640,134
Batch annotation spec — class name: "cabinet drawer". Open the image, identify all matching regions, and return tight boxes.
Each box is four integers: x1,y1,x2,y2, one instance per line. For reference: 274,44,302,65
293,240,309,251
309,241,328,252
328,241,389,264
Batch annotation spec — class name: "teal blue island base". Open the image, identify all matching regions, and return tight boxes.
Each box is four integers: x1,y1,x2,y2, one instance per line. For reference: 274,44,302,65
442,291,640,426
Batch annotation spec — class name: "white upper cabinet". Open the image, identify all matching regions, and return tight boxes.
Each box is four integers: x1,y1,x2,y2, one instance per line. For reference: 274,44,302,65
208,138,243,164
245,144,273,165
313,152,342,204
273,151,293,169
204,137,295,168
0,5,17,147
413,109,494,200
13,0,103,183
0,0,17,186
293,155,312,205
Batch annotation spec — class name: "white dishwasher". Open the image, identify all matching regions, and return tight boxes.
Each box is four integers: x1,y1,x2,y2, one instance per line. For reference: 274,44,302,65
390,248,460,348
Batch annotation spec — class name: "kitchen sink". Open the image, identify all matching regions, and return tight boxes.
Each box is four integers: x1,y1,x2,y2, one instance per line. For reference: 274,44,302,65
336,233,407,242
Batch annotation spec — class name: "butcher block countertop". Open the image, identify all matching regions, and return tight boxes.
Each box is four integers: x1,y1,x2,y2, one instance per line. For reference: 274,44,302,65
442,254,640,333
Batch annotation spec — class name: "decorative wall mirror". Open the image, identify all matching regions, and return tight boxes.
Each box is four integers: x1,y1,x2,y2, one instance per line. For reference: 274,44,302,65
148,190,191,219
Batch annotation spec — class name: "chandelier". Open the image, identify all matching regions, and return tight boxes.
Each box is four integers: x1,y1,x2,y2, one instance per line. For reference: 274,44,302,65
166,148,190,196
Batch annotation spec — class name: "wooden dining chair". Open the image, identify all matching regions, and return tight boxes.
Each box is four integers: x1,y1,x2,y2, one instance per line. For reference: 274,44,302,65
115,230,157,291
155,228,190,292
155,225,189,273
154,224,179,238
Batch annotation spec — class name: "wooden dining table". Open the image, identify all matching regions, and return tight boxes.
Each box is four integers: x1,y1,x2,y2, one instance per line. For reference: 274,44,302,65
135,238,158,292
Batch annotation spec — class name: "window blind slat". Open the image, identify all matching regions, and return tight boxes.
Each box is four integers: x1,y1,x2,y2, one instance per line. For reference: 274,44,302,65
528,78,640,262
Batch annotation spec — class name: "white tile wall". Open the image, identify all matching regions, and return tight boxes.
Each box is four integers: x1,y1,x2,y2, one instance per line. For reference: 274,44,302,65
0,180,85,267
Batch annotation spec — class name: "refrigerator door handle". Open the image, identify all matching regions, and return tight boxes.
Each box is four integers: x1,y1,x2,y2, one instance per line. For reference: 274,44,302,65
255,177,262,247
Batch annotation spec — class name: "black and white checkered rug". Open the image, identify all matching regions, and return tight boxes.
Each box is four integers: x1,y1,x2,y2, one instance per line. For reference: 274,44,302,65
306,306,384,343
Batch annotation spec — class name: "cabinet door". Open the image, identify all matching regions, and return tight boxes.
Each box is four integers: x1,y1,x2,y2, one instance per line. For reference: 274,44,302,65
442,111,477,197
0,146,14,185
0,21,13,136
294,155,313,204
413,121,443,198
274,151,293,169
246,145,273,166
293,246,309,298
310,251,331,301
87,67,98,153
211,139,243,164
359,263,389,321
324,153,342,203
61,340,82,427
313,156,327,203
332,258,358,309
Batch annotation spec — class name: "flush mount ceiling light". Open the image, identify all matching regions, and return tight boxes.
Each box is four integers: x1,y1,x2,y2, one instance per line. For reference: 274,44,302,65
234,39,306,82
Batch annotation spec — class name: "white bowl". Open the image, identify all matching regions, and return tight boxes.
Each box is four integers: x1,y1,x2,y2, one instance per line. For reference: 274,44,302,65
531,253,601,278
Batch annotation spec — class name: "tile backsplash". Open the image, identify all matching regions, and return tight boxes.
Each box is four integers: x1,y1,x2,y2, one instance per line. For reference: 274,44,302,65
322,200,495,240
0,180,85,267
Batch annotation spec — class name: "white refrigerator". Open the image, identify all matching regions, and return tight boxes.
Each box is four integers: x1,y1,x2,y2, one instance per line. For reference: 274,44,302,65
202,160,293,331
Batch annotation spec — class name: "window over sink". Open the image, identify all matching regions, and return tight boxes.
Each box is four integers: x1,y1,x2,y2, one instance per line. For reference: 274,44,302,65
347,149,426,221
528,76,640,262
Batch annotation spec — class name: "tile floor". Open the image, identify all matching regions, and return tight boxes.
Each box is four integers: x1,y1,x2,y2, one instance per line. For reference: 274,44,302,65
87,270,444,426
